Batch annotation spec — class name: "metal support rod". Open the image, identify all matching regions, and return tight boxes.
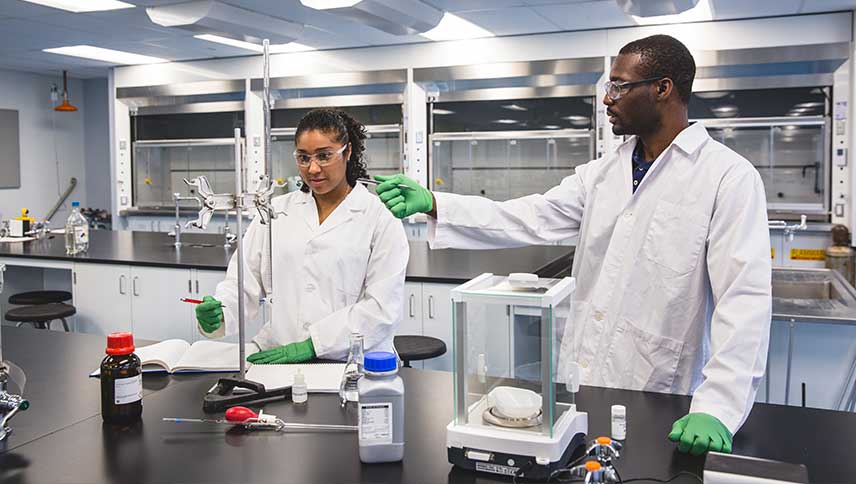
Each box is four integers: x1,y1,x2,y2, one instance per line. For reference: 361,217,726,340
765,347,771,404
44,177,77,223
785,320,795,406
836,351,856,410
262,39,274,300
234,128,247,380
541,306,553,437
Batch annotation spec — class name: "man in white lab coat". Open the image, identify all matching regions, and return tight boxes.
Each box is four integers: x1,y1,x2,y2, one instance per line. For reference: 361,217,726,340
375,35,772,456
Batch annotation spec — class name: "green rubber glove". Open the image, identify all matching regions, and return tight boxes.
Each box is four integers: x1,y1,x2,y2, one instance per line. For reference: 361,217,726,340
195,295,223,334
668,413,733,456
247,338,316,364
373,174,433,219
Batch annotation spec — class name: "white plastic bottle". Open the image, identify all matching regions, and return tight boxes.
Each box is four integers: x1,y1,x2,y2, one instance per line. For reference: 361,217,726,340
357,351,404,463
65,201,89,255
292,369,307,404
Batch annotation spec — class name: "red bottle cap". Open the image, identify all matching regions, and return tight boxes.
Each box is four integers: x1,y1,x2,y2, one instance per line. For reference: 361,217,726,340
106,332,135,355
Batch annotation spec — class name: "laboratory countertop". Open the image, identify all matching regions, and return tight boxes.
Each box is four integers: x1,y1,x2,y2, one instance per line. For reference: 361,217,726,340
0,327,854,483
0,230,574,284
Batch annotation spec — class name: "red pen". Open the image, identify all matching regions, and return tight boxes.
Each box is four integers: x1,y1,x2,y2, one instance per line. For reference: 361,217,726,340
180,298,225,308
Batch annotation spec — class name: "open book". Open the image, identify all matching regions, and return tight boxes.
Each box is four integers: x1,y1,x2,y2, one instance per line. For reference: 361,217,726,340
90,339,256,376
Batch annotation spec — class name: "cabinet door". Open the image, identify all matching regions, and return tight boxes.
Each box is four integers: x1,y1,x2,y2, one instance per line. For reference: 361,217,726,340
396,282,424,369
129,266,194,342
73,263,132,335
398,282,423,335
422,283,454,371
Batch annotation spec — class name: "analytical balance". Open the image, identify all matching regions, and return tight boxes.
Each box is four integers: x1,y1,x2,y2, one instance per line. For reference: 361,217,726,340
446,273,588,480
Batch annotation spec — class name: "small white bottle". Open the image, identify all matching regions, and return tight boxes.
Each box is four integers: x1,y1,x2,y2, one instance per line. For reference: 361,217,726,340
611,404,627,440
292,369,307,404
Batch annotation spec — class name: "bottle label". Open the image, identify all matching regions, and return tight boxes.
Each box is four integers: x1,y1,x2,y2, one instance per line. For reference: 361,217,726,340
358,402,392,445
114,374,142,405
75,225,88,244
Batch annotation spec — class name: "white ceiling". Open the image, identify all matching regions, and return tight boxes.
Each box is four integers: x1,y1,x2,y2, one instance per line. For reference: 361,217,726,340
0,0,853,79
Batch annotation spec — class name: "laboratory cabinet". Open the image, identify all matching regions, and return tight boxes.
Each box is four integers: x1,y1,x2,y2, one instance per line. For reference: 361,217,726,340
398,281,514,374
396,282,456,371
72,263,225,341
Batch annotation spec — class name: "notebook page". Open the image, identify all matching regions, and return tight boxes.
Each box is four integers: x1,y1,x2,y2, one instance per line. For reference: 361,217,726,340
244,363,346,393
174,340,256,372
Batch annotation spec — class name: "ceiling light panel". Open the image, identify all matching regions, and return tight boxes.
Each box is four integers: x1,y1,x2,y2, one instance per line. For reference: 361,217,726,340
194,35,315,53
421,13,494,41
20,0,134,13
43,45,167,65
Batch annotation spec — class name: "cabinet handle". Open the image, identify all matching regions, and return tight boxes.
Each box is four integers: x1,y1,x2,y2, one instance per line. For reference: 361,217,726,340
119,275,126,295
428,295,434,319
132,276,139,296
73,271,77,285
409,294,415,318
195,279,199,294
188,279,192,292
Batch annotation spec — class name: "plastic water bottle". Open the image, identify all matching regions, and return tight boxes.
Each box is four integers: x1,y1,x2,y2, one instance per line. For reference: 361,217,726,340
65,201,89,255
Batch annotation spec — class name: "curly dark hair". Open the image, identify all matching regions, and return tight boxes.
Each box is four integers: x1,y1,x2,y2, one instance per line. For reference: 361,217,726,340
619,34,695,105
295,108,368,193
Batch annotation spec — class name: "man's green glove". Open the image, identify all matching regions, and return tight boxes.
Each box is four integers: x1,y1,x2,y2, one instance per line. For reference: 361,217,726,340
373,174,433,219
668,413,733,456
195,295,223,334
247,338,316,364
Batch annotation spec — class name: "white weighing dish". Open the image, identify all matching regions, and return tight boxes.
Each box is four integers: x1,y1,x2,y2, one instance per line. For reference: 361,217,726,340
488,386,542,419
508,273,540,289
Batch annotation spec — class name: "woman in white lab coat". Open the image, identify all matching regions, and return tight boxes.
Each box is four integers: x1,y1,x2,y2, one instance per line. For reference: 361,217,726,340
195,109,409,363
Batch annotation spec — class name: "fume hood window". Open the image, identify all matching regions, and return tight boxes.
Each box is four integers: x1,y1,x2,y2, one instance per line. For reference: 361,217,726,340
693,86,830,216
131,112,243,209
269,105,404,194
430,96,595,201
432,97,594,132
689,87,828,119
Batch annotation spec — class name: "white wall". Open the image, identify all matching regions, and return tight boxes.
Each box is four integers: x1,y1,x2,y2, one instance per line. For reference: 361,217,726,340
83,78,110,211
0,68,86,225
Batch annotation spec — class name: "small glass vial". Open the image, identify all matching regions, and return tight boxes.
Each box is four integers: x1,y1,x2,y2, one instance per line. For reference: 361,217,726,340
611,404,626,440
339,332,364,405
100,333,142,425
292,369,307,404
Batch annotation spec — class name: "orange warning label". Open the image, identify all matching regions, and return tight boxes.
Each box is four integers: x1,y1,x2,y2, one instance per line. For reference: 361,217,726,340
790,249,825,261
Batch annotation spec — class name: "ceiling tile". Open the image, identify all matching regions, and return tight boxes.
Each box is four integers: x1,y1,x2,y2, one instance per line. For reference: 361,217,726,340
532,1,635,30
457,7,562,35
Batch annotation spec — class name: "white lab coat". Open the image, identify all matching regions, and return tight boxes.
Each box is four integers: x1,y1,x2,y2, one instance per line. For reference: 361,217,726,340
429,123,771,433
209,183,409,360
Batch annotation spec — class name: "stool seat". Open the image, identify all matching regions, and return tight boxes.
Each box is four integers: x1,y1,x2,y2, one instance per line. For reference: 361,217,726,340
394,335,446,368
9,290,72,305
5,303,75,331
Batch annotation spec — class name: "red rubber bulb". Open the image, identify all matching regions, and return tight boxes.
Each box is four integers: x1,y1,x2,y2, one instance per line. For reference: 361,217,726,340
225,406,258,423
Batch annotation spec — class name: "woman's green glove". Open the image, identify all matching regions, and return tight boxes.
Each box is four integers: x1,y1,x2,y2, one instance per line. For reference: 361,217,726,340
668,412,733,456
373,174,433,219
247,338,316,364
195,295,223,334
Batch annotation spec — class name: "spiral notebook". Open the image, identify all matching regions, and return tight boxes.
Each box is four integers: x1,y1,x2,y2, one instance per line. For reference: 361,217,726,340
244,363,346,393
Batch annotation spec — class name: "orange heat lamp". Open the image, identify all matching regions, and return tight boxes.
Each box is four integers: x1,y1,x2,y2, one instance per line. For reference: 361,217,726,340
55,70,77,112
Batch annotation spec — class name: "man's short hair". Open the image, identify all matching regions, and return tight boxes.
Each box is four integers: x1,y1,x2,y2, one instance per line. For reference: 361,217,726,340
618,34,696,105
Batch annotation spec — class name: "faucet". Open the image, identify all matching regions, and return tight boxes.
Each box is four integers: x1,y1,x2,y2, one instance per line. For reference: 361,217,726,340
173,192,202,248
223,210,238,248
769,215,808,242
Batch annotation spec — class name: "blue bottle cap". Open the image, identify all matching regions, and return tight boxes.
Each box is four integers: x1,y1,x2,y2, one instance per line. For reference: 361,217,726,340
364,351,397,372
71,201,80,207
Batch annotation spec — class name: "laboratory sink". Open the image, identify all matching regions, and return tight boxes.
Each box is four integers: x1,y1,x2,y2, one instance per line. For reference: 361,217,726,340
771,267,856,324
